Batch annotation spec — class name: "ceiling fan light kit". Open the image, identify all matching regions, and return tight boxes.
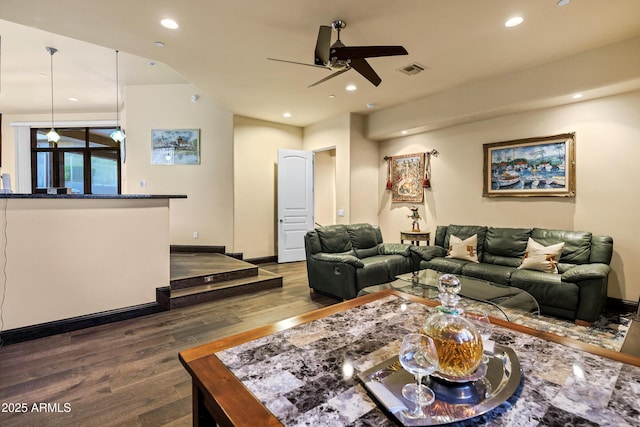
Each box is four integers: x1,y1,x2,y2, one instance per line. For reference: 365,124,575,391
269,19,408,87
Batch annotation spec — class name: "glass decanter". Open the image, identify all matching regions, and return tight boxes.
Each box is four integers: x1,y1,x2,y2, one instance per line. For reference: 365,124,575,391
421,274,484,379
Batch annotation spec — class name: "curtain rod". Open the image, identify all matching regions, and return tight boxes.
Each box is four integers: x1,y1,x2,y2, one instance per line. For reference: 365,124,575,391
383,149,439,161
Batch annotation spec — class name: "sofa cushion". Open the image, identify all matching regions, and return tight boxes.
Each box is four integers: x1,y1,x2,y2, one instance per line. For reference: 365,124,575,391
531,228,591,264
379,243,412,257
461,263,514,285
305,230,323,254
443,225,488,260
510,269,579,312
519,238,564,273
422,257,469,275
355,245,380,258
483,227,531,266
317,225,352,253
346,224,380,249
382,254,414,279
434,225,448,247
590,235,613,264
446,234,479,262
356,256,392,287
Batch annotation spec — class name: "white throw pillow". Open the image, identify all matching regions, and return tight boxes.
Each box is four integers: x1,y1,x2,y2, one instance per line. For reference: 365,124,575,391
518,238,564,273
446,234,479,263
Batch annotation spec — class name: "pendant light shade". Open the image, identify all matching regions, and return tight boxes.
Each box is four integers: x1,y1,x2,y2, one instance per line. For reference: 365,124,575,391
110,129,126,143
111,50,126,143
45,47,60,143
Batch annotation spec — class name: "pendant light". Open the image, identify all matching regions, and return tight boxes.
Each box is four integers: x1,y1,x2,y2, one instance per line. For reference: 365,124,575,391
45,47,60,143
110,50,126,143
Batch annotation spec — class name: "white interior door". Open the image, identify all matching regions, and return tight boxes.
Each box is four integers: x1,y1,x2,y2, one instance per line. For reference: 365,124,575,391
277,148,314,263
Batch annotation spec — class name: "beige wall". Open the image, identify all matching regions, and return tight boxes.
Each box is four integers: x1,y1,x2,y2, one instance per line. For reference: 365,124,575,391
349,114,379,225
233,116,303,259
378,90,640,303
2,198,170,330
124,84,235,247
303,114,351,223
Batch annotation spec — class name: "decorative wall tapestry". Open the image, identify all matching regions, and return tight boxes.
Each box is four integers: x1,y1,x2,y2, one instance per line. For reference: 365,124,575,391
391,152,425,203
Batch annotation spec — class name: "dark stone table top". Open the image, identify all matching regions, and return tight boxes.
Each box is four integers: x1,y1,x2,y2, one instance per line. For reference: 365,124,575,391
215,294,640,426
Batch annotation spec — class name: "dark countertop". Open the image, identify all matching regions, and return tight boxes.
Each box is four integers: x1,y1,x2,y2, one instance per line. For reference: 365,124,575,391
0,193,187,199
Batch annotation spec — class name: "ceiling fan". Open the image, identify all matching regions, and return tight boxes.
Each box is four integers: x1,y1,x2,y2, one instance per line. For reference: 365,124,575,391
268,20,408,87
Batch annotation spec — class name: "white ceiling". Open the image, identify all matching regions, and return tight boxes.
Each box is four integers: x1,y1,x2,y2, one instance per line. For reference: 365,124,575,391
1,0,640,128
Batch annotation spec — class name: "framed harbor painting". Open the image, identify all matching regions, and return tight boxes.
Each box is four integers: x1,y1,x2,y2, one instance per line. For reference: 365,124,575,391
391,152,425,203
483,133,576,197
151,129,200,165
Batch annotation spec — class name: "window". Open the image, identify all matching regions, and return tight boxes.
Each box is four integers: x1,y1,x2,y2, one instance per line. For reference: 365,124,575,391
31,127,121,194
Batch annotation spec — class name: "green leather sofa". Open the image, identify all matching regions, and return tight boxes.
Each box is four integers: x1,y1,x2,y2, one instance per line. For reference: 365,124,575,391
304,223,414,300
411,224,613,324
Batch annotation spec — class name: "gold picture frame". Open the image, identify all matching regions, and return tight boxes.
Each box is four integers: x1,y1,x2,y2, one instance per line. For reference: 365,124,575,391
483,133,576,197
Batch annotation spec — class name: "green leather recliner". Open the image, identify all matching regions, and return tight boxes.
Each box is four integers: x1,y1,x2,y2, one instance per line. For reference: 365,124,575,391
304,223,414,300
411,224,613,324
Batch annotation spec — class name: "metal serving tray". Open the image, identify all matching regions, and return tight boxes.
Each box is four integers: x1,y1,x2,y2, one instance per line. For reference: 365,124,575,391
358,345,522,426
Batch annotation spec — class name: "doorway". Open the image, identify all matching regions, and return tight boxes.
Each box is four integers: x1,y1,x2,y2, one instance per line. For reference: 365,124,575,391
314,148,336,227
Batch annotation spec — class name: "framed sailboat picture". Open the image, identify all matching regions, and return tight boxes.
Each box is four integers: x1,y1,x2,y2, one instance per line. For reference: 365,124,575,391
482,133,576,197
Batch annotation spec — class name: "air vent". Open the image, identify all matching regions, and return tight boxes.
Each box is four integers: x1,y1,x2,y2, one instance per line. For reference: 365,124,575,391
397,63,427,76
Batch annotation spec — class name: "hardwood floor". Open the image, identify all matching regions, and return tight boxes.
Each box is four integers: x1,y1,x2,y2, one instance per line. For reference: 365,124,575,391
0,261,338,427
0,260,637,426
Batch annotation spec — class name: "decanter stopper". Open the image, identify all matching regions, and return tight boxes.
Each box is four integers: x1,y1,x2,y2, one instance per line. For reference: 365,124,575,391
437,273,461,312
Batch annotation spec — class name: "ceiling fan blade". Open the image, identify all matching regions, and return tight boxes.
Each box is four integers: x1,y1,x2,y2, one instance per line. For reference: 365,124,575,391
314,25,332,66
332,46,408,60
350,58,382,86
308,68,350,87
268,58,330,70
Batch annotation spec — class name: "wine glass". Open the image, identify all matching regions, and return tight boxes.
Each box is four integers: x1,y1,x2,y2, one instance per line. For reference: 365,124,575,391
463,310,492,341
398,333,439,418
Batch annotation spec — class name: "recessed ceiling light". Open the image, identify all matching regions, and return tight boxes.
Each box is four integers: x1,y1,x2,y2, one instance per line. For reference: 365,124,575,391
572,93,583,99
329,94,336,99
154,41,165,48
68,97,78,102
505,16,524,27
283,112,292,118
160,19,179,30
557,0,570,6
366,103,376,109
401,130,408,135
346,84,357,92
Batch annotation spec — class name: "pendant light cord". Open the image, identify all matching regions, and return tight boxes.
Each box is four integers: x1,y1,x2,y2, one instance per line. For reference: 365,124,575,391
49,49,55,129
115,50,120,129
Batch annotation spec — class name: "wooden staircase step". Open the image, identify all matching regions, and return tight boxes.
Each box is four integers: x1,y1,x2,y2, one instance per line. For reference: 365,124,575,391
170,253,258,290
167,268,283,309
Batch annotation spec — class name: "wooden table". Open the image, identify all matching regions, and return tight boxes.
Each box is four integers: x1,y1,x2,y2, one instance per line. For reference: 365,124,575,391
179,290,640,426
400,230,430,245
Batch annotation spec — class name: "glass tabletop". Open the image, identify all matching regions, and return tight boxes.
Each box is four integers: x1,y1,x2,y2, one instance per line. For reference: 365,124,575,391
359,269,540,321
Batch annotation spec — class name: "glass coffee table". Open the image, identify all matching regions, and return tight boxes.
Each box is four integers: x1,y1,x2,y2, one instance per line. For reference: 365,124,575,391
358,269,540,321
